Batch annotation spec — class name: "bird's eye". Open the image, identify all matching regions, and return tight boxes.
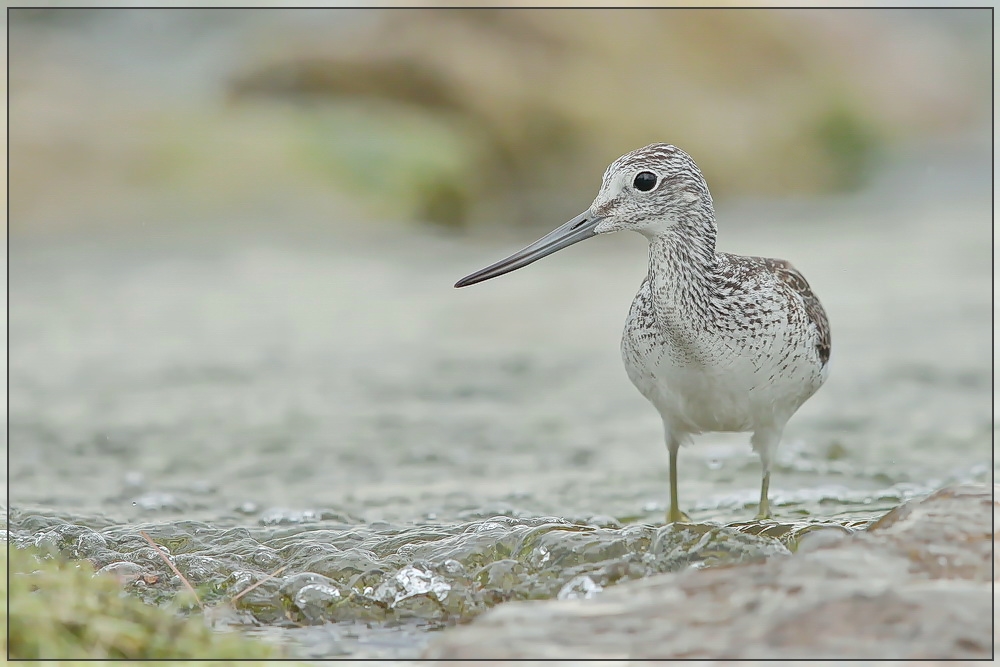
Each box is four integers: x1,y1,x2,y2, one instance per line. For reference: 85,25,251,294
633,171,657,192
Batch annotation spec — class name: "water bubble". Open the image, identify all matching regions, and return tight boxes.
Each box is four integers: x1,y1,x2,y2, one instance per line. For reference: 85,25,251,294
128,545,172,569
186,480,215,495
280,572,338,597
123,471,146,491
74,531,108,558
250,547,282,570
173,554,224,584
131,492,185,512
224,570,255,592
439,559,466,576
586,515,622,529
33,530,62,556
474,559,526,590
293,583,343,624
374,564,451,606
236,501,259,515
535,546,551,565
475,521,508,532
97,561,147,584
259,508,320,525
557,575,603,600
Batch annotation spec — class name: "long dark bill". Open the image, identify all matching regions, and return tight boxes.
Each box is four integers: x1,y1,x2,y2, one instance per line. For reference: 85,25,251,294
454,211,602,288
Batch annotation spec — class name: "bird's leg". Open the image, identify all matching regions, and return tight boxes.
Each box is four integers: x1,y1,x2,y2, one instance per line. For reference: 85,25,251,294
756,469,771,520
666,437,690,523
751,428,781,521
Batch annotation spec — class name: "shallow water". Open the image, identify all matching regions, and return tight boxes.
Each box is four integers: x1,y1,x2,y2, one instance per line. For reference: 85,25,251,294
7,144,992,658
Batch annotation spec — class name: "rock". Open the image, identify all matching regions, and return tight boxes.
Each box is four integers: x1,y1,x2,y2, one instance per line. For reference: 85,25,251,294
425,485,994,660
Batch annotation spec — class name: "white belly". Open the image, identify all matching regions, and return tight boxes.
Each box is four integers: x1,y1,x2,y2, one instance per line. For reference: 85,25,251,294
621,311,825,436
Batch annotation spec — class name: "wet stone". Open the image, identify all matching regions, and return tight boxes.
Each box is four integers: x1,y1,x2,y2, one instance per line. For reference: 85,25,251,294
425,484,994,660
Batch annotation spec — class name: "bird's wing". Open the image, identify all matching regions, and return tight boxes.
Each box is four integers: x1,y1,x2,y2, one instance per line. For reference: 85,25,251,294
762,258,831,366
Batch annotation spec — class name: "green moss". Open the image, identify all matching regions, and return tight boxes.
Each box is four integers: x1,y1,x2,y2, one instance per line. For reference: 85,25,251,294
813,103,883,191
296,101,480,227
5,546,282,660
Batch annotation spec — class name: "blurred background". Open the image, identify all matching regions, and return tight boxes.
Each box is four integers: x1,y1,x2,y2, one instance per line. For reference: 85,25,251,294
8,8,991,233
7,8,993,659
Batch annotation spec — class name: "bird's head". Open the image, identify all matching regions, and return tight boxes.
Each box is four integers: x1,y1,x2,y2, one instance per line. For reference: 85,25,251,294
455,143,713,288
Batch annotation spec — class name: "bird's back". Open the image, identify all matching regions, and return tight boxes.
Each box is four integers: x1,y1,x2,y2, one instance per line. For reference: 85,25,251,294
714,252,830,369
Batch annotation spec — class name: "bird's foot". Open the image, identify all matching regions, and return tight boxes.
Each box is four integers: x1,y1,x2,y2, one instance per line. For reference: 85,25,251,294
666,507,692,523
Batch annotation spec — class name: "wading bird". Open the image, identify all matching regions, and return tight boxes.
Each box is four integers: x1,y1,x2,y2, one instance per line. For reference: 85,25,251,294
455,144,830,522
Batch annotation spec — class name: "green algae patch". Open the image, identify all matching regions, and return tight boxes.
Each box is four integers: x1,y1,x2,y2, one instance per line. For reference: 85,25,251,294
5,545,281,660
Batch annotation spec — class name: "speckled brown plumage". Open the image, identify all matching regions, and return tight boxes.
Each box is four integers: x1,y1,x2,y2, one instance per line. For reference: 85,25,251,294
761,257,831,366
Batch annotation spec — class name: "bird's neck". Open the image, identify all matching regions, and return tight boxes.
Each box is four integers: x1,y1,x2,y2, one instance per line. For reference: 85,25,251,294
646,212,720,323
